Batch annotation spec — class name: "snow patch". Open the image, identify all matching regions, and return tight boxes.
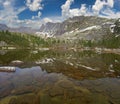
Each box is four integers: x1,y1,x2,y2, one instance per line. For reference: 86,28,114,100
35,32,54,38
64,25,101,36
35,58,54,64
79,26,101,33
78,64,97,71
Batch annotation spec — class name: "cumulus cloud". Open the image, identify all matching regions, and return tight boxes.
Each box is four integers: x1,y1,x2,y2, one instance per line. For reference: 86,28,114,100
20,19,42,29
61,0,74,18
25,0,43,27
100,7,120,18
3,1,11,7
0,0,49,29
61,0,120,19
93,0,120,18
26,0,43,11
42,18,53,24
32,11,41,19
61,0,88,18
61,0,90,18
92,0,114,15
107,0,114,8
68,4,87,17
0,0,44,28
0,0,27,27
79,4,88,15
92,0,106,15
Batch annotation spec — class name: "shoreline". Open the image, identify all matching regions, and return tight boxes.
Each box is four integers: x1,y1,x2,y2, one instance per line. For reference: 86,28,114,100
0,47,120,55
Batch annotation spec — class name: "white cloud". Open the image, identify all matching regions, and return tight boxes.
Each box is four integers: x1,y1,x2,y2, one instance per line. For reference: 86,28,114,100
32,11,41,19
24,0,45,28
92,0,114,15
61,0,74,18
0,0,27,27
79,4,88,15
61,0,88,18
0,0,43,29
21,19,42,29
3,1,11,7
107,0,114,8
42,18,53,24
69,9,80,17
26,0,43,11
43,16,64,23
61,0,120,19
100,7,120,19
92,0,120,18
92,0,106,15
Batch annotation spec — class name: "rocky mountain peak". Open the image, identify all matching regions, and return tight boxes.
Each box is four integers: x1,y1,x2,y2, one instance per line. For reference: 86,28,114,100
39,16,115,38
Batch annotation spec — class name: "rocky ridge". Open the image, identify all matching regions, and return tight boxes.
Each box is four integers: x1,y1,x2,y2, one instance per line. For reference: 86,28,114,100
39,16,116,40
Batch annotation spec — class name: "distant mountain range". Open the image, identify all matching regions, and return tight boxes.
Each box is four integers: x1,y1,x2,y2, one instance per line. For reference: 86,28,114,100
10,27,39,34
0,16,119,40
0,24,9,31
0,24,38,34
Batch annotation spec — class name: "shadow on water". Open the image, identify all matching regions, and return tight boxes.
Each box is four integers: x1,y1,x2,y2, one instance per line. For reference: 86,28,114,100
0,49,120,104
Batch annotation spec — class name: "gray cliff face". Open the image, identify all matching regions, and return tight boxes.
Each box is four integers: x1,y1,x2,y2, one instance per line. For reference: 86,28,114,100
40,22,61,35
39,16,115,40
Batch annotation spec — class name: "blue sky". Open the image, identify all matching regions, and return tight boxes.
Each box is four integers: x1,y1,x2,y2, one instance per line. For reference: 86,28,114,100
0,0,120,28
18,0,96,19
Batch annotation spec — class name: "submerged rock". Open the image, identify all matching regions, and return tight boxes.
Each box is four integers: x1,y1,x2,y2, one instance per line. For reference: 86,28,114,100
11,86,35,95
49,86,64,97
0,82,14,98
8,93,40,104
58,80,74,89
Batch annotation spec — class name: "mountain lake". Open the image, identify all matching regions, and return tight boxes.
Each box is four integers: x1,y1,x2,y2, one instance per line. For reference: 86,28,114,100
0,49,120,104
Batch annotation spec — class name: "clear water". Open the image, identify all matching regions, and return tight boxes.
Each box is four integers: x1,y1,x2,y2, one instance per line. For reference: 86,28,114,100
0,49,120,104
